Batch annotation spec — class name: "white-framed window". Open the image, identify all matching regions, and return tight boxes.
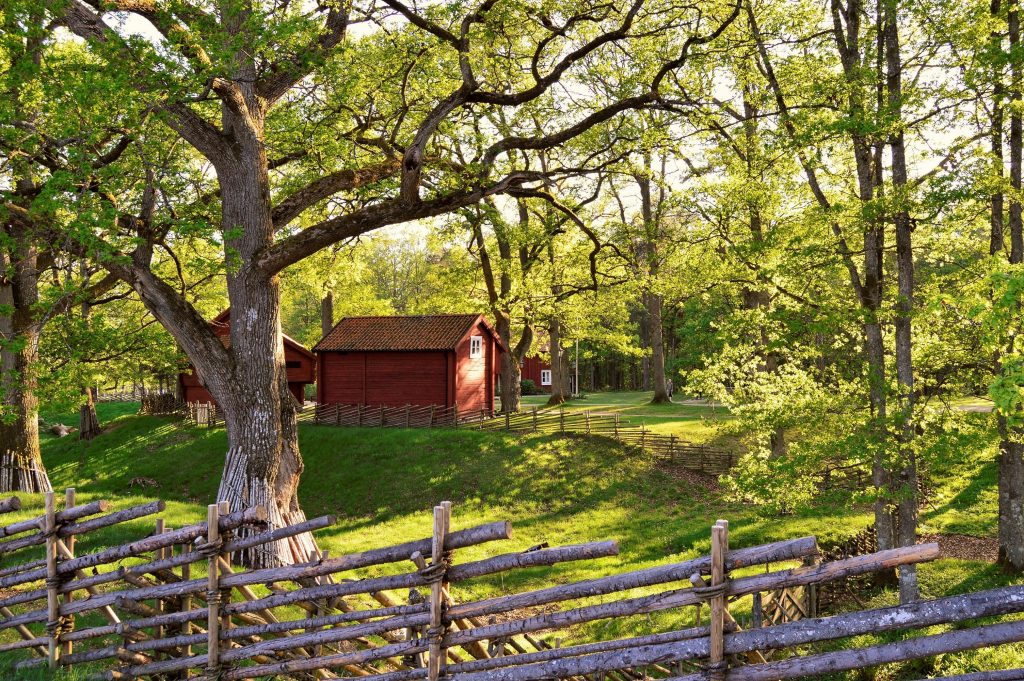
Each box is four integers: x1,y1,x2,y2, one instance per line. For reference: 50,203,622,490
540,369,552,386
469,335,483,358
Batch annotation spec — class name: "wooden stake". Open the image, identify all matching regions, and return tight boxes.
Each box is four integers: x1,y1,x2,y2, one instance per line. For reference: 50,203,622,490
62,488,75,659
44,492,59,669
218,501,231,647
428,502,451,681
205,504,221,676
709,520,728,679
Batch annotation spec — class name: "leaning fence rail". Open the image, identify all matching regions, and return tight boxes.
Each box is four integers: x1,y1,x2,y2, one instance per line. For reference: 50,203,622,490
0,490,1020,680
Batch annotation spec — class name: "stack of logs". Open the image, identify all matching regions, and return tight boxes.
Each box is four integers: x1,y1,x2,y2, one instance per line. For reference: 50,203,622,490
0,492,1021,680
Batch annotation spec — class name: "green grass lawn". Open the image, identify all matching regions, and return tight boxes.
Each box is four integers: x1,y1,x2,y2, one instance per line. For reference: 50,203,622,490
518,391,732,441
0,396,1020,678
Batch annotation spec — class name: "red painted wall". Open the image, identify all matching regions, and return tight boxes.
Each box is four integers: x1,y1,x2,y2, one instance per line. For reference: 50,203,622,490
317,351,448,407
455,323,490,414
521,355,552,393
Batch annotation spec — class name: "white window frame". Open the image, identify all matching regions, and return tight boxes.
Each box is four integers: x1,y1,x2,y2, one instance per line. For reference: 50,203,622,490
540,369,552,386
469,335,483,358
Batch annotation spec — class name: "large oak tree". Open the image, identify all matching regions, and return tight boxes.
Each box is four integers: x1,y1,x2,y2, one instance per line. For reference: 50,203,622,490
51,0,740,565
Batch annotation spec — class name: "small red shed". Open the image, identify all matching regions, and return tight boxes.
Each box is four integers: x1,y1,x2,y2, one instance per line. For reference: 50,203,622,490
179,309,317,404
521,355,553,393
314,313,505,414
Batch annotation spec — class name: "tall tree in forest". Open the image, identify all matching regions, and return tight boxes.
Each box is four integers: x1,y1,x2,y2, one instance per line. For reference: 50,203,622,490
0,10,135,490
608,141,683,405
882,0,920,602
975,0,1024,572
53,0,740,565
468,201,544,413
749,0,897,561
747,0,954,599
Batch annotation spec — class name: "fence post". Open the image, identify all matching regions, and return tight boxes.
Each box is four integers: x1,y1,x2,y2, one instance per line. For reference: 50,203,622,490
586,411,591,434
380,404,385,427
505,412,510,431
429,404,435,427
709,520,728,680
752,591,763,629
154,517,166,648
428,502,451,681
804,554,820,618
182,536,192,665
406,405,412,428
205,503,222,678
357,404,363,427
614,413,619,437
44,492,60,669
217,501,232,650
533,407,538,431
560,407,565,433
670,435,676,463
453,404,459,427
62,488,75,659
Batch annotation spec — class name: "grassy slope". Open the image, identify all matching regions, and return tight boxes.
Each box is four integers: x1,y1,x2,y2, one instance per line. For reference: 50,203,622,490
519,392,733,440
3,396,1021,678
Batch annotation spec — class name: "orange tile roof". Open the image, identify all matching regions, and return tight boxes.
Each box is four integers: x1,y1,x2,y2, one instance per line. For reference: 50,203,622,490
314,314,491,352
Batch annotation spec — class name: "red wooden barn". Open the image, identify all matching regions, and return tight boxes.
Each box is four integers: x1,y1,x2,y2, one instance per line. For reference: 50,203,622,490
314,313,505,414
178,309,317,404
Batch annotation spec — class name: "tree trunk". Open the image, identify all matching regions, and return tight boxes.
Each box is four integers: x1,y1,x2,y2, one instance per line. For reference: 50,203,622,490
496,313,533,414
547,318,570,405
648,293,670,403
0,241,51,493
998,431,1024,571
998,0,1024,573
884,0,919,603
204,102,316,568
79,281,101,441
79,388,101,441
739,90,785,455
321,291,334,338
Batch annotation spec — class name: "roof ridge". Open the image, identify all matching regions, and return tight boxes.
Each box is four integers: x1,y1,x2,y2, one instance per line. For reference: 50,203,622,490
313,312,495,352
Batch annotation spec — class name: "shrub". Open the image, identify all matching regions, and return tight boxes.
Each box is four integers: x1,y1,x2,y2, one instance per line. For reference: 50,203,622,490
520,379,540,395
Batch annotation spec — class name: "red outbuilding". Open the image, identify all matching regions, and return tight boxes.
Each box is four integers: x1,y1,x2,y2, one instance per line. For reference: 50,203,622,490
520,355,553,393
178,309,317,405
314,313,505,415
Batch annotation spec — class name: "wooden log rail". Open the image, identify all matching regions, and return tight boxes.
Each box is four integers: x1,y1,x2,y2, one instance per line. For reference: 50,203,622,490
0,493,1017,681
198,541,925,679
